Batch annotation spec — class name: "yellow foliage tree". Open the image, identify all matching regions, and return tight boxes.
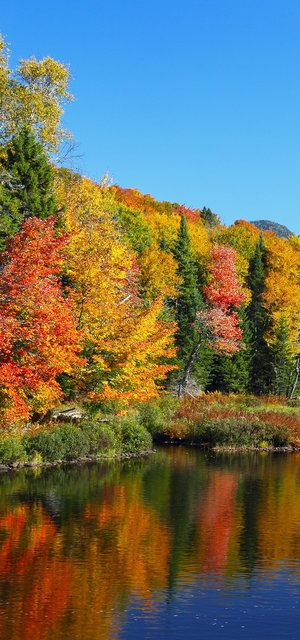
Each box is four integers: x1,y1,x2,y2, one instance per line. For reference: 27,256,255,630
264,234,300,347
212,220,259,284
56,172,176,404
0,35,72,152
139,243,181,300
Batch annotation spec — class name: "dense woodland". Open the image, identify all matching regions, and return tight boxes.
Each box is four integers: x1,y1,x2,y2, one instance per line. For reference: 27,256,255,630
1,36,300,430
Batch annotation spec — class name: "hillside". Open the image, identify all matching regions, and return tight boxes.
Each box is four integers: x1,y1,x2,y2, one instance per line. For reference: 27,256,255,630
250,219,293,238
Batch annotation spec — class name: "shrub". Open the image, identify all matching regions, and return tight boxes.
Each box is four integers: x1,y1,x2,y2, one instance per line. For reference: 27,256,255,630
139,403,166,435
80,420,117,455
115,413,152,453
203,419,262,446
25,424,89,462
241,396,262,408
0,436,27,464
163,417,191,439
286,398,300,408
191,418,291,448
58,424,89,460
30,451,43,465
263,424,290,447
139,394,179,435
25,429,66,462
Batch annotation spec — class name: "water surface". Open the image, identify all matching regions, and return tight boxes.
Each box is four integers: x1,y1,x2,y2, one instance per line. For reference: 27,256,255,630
0,447,300,639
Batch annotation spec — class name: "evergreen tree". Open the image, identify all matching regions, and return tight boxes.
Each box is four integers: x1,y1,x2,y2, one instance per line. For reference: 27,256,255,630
201,206,220,228
0,127,56,249
246,236,272,394
208,306,251,393
0,169,23,249
271,315,294,396
159,230,168,251
171,214,209,394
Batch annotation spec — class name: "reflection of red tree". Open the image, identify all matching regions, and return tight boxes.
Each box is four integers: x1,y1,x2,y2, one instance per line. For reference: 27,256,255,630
47,481,171,640
0,505,71,640
0,478,170,640
197,472,238,573
83,482,170,604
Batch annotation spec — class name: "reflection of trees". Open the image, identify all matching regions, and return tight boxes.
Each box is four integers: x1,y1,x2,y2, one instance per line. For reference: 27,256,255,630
0,451,300,639
68,481,170,640
195,471,239,574
238,477,263,572
0,464,171,640
0,505,71,640
256,454,300,567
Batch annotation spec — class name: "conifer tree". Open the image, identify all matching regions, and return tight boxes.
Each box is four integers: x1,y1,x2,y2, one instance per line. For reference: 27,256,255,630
159,230,168,251
0,127,56,248
171,215,208,393
246,236,272,394
208,306,251,393
201,206,220,228
0,169,23,249
271,316,294,397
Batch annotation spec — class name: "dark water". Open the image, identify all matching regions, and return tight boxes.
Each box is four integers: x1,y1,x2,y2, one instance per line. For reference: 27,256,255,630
0,447,300,639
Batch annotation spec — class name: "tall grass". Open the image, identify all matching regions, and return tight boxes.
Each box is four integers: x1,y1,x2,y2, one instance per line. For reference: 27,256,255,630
139,394,300,449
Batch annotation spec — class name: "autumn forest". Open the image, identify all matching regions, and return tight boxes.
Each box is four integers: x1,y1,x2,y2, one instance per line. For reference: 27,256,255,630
1,36,300,455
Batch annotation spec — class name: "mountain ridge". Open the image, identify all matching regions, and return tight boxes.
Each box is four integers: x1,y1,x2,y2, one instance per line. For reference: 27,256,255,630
249,219,294,238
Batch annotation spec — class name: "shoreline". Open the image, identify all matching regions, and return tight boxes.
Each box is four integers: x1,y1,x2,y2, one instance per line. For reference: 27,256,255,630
0,449,154,473
153,437,300,453
1,440,300,474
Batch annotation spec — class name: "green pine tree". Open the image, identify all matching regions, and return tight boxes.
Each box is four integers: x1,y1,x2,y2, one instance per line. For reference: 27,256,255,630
201,206,220,228
0,169,23,249
208,306,251,393
246,236,272,394
271,316,294,397
0,127,57,248
171,214,210,394
159,230,168,251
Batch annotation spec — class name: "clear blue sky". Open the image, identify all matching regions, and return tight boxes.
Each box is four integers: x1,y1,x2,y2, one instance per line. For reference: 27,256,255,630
2,0,300,231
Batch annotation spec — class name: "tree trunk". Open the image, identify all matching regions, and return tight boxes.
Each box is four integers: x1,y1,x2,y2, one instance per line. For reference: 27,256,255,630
177,340,201,397
289,355,300,399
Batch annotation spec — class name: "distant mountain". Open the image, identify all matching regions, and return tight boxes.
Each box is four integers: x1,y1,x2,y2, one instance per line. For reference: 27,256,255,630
250,219,294,238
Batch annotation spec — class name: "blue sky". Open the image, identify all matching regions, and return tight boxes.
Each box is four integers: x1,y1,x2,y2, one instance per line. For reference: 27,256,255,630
2,0,300,231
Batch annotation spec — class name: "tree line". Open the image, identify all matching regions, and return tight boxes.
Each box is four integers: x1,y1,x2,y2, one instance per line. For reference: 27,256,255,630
0,35,299,427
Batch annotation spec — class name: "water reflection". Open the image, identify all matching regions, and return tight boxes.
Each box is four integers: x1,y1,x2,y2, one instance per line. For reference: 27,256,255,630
0,448,299,639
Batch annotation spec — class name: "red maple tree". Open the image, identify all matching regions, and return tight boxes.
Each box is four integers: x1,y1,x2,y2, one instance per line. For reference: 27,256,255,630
203,244,246,353
0,217,81,426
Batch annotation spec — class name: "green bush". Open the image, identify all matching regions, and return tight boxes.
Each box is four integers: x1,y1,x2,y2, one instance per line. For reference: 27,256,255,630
25,424,89,462
0,436,27,464
138,394,179,435
286,398,300,408
20,415,152,465
189,418,290,448
80,420,117,455
115,413,152,453
25,429,66,462
263,424,290,447
59,424,89,460
139,403,166,435
241,396,262,408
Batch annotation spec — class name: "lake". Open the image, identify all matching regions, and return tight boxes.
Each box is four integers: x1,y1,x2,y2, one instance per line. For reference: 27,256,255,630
0,446,299,639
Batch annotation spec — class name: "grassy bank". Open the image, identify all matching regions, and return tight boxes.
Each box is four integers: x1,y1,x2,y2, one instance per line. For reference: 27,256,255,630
1,393,300,468
139,393,300,450
0,414,152,468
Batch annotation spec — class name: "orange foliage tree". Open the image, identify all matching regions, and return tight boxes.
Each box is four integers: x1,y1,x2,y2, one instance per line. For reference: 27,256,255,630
0,217,81,426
